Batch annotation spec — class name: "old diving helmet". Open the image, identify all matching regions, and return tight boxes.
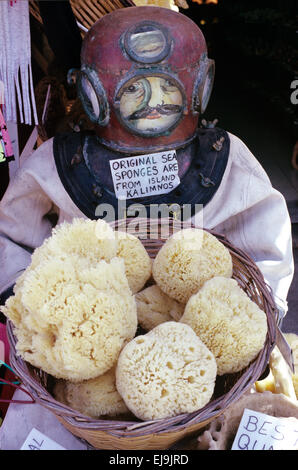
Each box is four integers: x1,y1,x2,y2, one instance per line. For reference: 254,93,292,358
77,6,215,154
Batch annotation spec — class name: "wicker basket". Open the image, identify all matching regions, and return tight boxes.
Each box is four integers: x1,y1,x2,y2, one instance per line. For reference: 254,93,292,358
7,218,277,450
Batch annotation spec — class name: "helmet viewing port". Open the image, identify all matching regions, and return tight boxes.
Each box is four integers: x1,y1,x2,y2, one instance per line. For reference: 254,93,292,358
77,65,109,126
122,21,172,64
114,72,186,137
192,56,215,115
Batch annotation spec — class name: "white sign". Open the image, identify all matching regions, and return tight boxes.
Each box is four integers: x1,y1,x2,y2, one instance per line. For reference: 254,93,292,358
0,340,4,362
109,150,180,200
21,428,66,450
231,408,298,450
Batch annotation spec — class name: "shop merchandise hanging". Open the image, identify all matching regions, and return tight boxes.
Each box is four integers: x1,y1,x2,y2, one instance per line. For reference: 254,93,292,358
0,108,14,164
0,0,38,125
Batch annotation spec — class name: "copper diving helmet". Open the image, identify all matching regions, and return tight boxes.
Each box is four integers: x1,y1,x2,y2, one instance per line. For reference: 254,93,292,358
77,6,215,154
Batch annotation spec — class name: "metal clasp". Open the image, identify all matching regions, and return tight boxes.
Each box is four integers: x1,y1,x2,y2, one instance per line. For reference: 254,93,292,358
198,173,215,188
70,145,82,167
92,183,103,199
212,136,225,152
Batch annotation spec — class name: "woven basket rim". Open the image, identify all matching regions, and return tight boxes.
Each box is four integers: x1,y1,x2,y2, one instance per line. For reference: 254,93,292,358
7,218,277,439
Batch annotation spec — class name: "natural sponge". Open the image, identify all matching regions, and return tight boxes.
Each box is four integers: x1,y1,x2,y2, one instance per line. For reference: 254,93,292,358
31,219,152,294
30,218,118,269
152,228,233,303
53,367,130,418
115,230,152,294
116,322,217,421
135,285,184,331
180,277,268,375
2,256,137,382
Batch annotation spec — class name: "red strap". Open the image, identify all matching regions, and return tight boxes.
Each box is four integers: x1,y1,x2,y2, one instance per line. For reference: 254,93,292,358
0,377,35,404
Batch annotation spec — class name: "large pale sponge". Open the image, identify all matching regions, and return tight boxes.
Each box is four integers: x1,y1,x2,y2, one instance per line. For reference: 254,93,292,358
116,322,217,421
2,256,137,382
152,228,233,303
30,218,118,269
53,367,130,418
135,285,184,331
180,276,268,375
115,230,152,294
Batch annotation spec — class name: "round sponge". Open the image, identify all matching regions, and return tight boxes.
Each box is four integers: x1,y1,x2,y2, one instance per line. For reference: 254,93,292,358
135,285,184,331
3,256,137,382
116,322,217,421
53,367,130,418
115,230,152,294
152,228,233,303
180,276,268,375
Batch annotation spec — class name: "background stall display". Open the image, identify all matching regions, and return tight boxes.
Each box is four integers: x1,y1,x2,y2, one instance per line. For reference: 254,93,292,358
0,0,297,450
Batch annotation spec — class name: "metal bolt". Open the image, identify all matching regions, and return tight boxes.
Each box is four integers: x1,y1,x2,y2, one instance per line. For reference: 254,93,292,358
198,173,215,188
70,146,82,166
212,136,225,151
92,184,103,199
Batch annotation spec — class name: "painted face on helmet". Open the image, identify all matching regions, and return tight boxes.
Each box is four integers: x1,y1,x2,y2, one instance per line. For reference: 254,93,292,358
118,76,183,135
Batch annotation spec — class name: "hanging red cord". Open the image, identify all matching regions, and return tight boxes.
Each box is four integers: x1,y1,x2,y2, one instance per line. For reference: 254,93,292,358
0,377,35,404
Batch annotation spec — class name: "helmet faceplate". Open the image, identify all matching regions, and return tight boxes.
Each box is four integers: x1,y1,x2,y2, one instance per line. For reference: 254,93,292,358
78,6,214,154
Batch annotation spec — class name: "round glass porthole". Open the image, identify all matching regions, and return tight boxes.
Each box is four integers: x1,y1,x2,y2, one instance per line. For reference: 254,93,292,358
77,68,109,126
115,74,185,137
81,75,100,119
123,22,171,64
192,59,215,115
200,60,215,114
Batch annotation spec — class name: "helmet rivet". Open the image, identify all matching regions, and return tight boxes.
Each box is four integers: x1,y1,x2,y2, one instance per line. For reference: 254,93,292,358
212,136,225,151
92,184,103,199
198,173,215,188
70,146,82,167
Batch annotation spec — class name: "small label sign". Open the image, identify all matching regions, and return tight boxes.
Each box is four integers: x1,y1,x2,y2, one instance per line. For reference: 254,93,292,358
0,340,4,363
21,428,66,450
231,408,298,450
110,150,180,200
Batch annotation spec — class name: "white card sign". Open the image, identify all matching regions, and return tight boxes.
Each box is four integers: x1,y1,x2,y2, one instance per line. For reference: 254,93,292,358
21,428,66,450
0,340,4,363
231,408,298,450
110,150,180,200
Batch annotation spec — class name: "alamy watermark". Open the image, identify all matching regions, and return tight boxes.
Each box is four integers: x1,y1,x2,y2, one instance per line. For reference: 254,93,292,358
290,80,298,105
94,200,205,249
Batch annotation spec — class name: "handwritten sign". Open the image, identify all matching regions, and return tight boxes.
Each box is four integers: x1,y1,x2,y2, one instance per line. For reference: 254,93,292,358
110,150,180,200
231,408,298,450
21,428,66,450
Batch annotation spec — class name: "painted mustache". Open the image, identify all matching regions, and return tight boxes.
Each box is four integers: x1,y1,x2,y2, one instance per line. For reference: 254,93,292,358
128,103,182,120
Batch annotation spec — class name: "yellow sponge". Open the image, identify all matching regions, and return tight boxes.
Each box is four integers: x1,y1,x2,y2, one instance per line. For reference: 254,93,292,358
116,322,217,421
135,284,184,331
53,367,130,418
180,276,267,375
153,228,233,303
